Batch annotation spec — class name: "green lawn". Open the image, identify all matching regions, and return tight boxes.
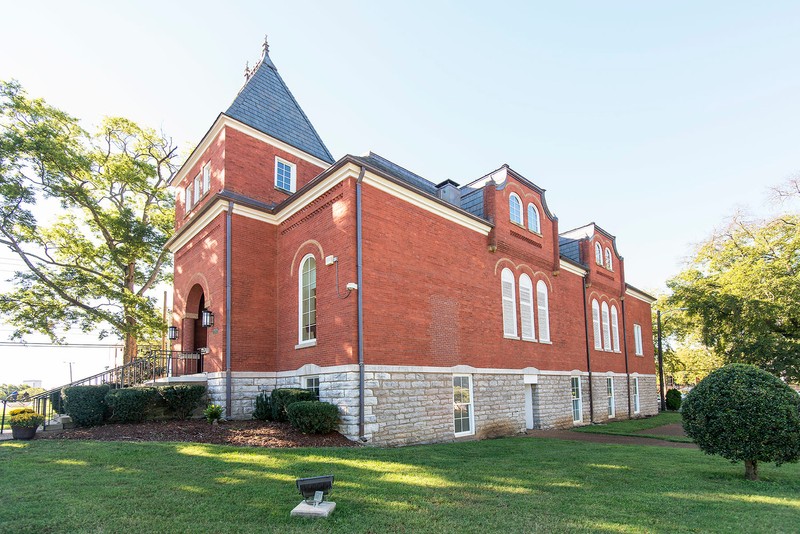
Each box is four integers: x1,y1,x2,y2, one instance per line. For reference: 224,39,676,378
2,436,798,533
573,412,694,443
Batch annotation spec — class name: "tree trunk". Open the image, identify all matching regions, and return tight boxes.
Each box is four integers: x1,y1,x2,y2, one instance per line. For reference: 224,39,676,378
123,262,137,364
745,460,758,481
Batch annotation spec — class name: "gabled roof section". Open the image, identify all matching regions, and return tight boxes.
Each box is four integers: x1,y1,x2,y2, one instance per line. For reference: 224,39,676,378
560,222,623,259
356,152,438,195
225,42,334,164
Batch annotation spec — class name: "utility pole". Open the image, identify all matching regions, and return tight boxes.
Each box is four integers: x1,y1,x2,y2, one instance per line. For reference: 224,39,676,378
64,361,75,383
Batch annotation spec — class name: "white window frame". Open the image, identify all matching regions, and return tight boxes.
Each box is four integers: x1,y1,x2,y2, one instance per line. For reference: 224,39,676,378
304,376,320,398
611,305,620,352
501,268,518,338
595,242,603,265
571,376,583,423
185,184,193,211
202,162,211,194
592,299,602,350
194,172,203,201
536,280,550,343
601,302,612,351
453,374,475,437
605,247,613,270
633,377,640,414
519,274,536,342
509,193,523,225
527,203,540,233
298,254,317,345
607,377,615,418
634,324,643,356
275,157,297,193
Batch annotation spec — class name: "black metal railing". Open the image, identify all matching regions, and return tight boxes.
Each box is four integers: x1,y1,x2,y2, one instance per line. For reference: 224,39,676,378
1,349,202,434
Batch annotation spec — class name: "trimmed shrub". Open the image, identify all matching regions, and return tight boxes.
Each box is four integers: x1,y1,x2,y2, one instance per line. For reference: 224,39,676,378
62,385,110,427
286,401,340,434
159,385,206,420
682,363,800,480
9,408,44,428
271,388,315,422
253,392,273,421
204,404,224,423
106,388,157,423
665,389,682,411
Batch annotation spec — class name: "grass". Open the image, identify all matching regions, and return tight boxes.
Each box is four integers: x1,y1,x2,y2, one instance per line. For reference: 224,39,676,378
573,412,694,443
2,436,799,533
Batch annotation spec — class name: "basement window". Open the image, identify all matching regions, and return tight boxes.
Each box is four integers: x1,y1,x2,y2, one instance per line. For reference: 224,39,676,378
453,375,475,437
305,376,320,399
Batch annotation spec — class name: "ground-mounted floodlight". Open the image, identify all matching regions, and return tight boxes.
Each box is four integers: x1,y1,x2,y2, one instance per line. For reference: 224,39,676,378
290,475,336,518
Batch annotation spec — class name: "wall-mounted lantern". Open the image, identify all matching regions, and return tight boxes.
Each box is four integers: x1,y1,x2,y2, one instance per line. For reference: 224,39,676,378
201,309,215,328
167,326,179,340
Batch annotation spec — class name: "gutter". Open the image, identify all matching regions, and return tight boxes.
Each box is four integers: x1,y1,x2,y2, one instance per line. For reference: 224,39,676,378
581,280,595,423
225,201,233,417
356,167,367,441
621,298,632,417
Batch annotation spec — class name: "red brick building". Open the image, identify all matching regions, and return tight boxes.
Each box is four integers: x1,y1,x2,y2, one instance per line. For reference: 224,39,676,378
167,42,657,445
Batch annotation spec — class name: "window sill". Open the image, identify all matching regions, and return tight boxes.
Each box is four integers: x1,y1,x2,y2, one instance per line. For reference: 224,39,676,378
634,353,644,357
275,186,295,194
539,339,552,345
521,337,537,343
454,430,475,438
504,334,520,340
295,340,317,350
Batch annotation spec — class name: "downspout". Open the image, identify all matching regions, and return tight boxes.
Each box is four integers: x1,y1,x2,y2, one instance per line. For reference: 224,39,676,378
356,167,366,441
225,201,233,418
621,298,632,418
581,280,595,423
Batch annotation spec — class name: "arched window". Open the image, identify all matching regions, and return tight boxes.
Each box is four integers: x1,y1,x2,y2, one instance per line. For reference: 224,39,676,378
605,247,613,270
501,268,517,337
509,194,522,225
591,299,601,349
527,204,540,233
611,305,620,352
299,255,317,343
595,242,603,265
536,280,550,342
601,302,611,351
518,274,535,341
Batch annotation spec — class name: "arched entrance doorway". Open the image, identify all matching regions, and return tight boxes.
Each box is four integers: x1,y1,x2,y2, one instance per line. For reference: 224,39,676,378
184,283,209,374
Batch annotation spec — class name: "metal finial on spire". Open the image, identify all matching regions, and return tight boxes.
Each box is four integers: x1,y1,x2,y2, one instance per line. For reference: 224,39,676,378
244,61,251,80
262,35,270,58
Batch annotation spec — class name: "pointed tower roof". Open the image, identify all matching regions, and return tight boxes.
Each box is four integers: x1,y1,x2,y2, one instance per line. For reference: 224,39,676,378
224,37,334,164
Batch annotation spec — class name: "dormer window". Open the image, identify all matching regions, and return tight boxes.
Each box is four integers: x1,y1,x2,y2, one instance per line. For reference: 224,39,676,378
594,243,603,265
527,204,540,233
275,157,296,193
509,194,522,225
605,248,613,270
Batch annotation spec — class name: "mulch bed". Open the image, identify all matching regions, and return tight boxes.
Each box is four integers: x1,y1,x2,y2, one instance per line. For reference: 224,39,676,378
38,419,360,448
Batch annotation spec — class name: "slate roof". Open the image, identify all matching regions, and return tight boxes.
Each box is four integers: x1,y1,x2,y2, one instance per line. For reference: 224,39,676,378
558,236,583,265
355,152,439,195
225,52,334,164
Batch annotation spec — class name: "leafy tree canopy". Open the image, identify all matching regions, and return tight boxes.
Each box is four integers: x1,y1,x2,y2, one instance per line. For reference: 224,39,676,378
0,80,178,359
665,187,800,382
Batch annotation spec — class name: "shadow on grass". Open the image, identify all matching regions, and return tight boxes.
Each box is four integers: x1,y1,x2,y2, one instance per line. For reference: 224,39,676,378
1,437,799,533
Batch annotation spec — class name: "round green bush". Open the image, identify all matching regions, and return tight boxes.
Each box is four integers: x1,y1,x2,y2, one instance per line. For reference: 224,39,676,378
665,388,682,411
682,364,800,480
270,388,316,422
106,388,157,423
204,404,224,423
286,401,340,434
63,385,110,427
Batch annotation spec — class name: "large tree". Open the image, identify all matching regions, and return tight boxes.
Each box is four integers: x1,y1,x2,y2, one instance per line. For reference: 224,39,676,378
666,190,800,382
0,81,178,361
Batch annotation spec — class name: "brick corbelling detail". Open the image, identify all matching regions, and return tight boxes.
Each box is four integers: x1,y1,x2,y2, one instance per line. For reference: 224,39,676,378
280,192,344,235
510,230,543,248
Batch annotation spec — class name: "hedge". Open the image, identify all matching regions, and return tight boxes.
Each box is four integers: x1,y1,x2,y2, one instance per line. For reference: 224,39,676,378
62,385,110,427
271,388,316,422
253,391,273,421
106,388,157,423
286,401,340,434
159,385,206,420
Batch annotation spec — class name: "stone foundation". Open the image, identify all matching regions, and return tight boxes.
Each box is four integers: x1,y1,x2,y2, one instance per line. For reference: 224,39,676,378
206,367,658,446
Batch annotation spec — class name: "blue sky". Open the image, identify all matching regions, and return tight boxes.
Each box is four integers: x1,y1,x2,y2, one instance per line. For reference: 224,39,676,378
1,1,798,385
